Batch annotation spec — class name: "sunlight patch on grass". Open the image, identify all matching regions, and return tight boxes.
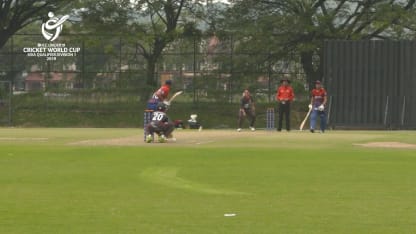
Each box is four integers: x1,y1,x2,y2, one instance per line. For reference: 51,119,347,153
140,167,249,195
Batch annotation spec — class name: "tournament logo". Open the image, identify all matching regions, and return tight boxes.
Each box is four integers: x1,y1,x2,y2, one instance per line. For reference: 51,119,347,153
41,12,70,42
23,11,80,61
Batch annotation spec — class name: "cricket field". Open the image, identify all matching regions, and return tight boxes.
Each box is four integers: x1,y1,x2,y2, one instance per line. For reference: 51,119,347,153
1,128,415,233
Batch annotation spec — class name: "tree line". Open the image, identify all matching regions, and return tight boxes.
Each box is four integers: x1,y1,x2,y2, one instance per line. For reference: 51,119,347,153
1,0,415,94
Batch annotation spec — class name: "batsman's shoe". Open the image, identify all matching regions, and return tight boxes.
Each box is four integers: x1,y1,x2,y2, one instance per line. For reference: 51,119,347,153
158,135,167,143
145,134,153,143
250,126,256,131
237,128,242,132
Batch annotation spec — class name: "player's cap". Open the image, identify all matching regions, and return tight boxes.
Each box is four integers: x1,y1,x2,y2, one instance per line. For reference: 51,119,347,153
280,78,290,83
315,80,321,84
165,80,172,85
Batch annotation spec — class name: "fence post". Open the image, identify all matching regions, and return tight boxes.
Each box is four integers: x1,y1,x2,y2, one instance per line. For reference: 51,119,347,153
401,96,406,127
82,40,85,89
384,96,389,128
327,95,332,127
267,52,272,103
10,35,14,84
119,36,122,76
193,36,197,104
228,34,234,103
10,37,14,125
8,81,12,125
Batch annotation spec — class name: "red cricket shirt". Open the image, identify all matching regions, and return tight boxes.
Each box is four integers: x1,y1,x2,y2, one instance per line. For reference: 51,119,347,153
153,84,171,101
276,86,295,102
311,88,327,106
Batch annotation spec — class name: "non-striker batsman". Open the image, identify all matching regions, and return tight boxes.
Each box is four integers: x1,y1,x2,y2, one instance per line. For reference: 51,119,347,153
309,80,327,133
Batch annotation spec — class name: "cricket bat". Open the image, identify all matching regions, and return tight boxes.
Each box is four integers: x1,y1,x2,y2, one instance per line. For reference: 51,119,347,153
299,106,312,131
167,90,183,104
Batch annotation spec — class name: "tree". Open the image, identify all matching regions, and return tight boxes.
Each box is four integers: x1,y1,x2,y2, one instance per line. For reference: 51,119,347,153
77,0,204,99
223,0,416,86
0,0,73,49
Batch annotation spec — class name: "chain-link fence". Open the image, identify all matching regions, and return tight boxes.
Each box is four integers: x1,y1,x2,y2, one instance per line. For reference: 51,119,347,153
0,81,11,125
0,34,309,127
0,34,307,103
324,40,416,129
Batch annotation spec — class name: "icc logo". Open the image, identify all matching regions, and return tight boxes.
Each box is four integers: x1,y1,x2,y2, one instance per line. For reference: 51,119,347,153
41,12,70,42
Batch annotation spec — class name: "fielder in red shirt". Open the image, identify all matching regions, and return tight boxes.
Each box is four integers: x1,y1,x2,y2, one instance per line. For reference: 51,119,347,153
309,80,327,133
276,78,295,131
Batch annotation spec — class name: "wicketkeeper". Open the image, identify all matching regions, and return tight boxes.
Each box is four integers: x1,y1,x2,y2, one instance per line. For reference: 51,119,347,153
237,89,256,131
145,102,175,143
309,80,327,133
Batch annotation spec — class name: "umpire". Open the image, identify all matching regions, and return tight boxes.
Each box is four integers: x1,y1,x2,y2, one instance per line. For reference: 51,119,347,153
276,78,295,131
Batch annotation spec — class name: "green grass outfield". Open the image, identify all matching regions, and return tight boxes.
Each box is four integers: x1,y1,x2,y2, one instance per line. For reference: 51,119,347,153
1,128,416,234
